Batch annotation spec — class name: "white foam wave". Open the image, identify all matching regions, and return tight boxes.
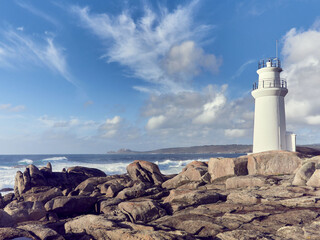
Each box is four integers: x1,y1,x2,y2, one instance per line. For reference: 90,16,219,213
42,157,68,161
18,159,33,164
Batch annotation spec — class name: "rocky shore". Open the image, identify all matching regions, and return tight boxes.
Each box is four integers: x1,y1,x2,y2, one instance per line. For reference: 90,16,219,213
1,150,320,239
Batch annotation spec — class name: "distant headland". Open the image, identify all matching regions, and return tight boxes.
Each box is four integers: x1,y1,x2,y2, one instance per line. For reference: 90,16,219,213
108,144,320,156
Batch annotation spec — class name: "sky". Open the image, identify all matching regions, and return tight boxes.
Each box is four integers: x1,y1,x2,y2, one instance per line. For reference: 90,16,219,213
0,0,320,153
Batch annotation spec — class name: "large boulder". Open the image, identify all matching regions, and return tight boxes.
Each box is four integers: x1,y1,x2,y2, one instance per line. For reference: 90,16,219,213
22,187,63,204
116,182,148,200
0,227,36,240
45,196,97,217
18,224,65,240
119,200,166,223
208,157,248,181
127,160,165,185
292,162,316,186
306,169,320,187
162,161,210,189
164,189,222,212
247,151,302,175
75,177,110,195
226,176,268,189
4,200,46,223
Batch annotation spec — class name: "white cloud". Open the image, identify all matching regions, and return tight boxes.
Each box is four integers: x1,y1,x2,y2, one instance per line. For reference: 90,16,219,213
0,29,76,86
224,129,246,138
146,115,166,130
16,27,24,31
72,1,219,93
282,24,320,128
100,116,122,138
39,115,80,128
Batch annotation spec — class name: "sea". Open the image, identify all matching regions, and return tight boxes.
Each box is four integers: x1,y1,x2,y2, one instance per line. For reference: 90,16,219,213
0,153,245,194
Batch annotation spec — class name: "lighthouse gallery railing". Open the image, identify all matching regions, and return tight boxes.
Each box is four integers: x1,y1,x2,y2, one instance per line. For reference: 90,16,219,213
252,79,287,90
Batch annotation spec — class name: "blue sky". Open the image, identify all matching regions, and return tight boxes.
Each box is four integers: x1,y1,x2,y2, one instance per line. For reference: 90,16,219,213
0,0,320,153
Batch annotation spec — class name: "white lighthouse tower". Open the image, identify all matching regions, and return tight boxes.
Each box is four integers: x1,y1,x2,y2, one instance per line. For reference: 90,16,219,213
252,58,296,153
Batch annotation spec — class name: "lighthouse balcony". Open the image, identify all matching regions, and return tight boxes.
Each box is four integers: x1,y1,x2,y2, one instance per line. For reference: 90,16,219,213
252,79,287,90
258,57,281,69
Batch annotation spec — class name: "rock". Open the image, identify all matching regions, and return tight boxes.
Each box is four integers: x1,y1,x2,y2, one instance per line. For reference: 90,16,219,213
65,214,117,239
152,213,223,237
306,169,320,187
164,189,222,212
14,170,31,197
162,161,210,189
75,177,110,195
0,227,36,240
119,199,166,223
208,157,248,181
227,191,261,204
247,150,302,175
65,214,195,240
226,175,267,189
2,193,14,208
4,200,46,223
28,164,47,186
116,182,148,200
67,166,107,187
127,160,165,185
22,187,63,204
216,229,273,240
292,162,316,185
18,224,65,240
303,221,320,239
277,226,304,240
45,196,97,217
0,209,14,227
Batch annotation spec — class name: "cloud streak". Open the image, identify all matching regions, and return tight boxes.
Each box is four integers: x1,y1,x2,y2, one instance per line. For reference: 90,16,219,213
72,1,219,93
0,28,77,86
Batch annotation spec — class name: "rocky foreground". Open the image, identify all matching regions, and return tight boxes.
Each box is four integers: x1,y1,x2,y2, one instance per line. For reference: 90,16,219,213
1,151,320,239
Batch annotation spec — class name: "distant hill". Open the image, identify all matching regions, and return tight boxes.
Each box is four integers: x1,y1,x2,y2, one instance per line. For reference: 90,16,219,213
108,144,253,154
108,144,320,156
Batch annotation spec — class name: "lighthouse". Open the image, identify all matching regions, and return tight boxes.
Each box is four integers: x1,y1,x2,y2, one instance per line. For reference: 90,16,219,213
251,58,296,153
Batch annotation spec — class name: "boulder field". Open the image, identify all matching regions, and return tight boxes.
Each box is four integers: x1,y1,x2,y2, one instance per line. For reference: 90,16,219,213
1,151,320,239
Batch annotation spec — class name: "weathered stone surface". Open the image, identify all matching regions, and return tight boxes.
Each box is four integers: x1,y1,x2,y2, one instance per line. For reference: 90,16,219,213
152,213,223,237
75,177,110,195
303,220,320,240
119,200,166,223
247,151,302,175
18,224,65,240
22,187,63,204
67,166,107,188
164,189,222,212
0,209,14,227
45,196,97,217
216,229,273,240
4,201,46,223
162,161,210,189
292,162,316,186
208,157,248,181
66,214,195,240
127,160,165,185
227,191,261,205
0,227,36,240
306,169,320,187
116,182,148,200
277,226,304,240
226,175,267,189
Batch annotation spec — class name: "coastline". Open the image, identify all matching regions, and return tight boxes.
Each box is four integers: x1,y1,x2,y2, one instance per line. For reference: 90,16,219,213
1,150,320,239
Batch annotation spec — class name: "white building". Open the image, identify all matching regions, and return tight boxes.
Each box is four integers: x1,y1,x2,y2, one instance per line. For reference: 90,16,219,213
251,58,296,153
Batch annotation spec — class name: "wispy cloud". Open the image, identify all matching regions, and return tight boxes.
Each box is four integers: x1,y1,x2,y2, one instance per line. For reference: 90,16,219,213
16,1,60,26
231,59,255,80
72,1,219,93
0,104,25,112
0,28,77,86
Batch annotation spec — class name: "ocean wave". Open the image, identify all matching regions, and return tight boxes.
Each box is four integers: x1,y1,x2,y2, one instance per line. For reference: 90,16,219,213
42,156,68,161
18,159,33,164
